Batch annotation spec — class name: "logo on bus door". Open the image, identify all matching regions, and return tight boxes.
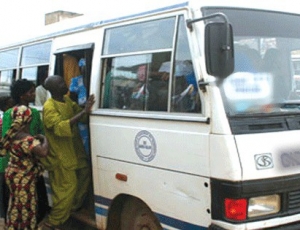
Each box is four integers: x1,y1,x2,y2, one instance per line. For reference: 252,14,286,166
134,130,157,162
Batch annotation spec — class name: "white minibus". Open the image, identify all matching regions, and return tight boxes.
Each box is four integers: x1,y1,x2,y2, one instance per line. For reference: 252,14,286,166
1,1,300,229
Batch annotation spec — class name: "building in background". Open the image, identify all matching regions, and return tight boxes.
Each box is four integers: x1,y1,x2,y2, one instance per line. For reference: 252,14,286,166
45,11,82,25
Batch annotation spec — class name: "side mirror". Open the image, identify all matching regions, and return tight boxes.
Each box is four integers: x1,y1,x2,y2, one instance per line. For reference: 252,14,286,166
205,22,234,78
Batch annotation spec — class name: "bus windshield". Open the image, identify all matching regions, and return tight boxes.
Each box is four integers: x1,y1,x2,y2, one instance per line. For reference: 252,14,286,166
204,8,300,116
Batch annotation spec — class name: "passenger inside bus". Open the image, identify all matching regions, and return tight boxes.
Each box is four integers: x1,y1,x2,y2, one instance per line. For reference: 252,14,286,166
35,66,50,106
63,54,81,89
223,46,296,113
262,48,290,102
147,65,169,111
131,64,149,110
234,46,262,73
102,55,200,113
69,58,90,155
150,60,199,112
172,60,198,112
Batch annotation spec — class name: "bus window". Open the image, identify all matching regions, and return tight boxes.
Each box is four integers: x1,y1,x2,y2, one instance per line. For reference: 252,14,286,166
0,48,18,93
21,67,38,82
102,52,171,111
0,70,15,86
171,15,200,113
101,15,200,113
0,48,19,69
103,17,175,55
21,42,51,66
20,41,51,84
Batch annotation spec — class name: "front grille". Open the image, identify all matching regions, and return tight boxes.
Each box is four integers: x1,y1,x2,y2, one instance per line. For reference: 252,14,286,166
288,190,300,214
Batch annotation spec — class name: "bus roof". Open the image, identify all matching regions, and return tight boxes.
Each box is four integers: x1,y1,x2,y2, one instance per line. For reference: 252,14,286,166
0,0,299,49
0,1,188,49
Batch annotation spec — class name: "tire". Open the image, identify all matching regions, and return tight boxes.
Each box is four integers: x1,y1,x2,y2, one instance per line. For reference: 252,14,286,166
120,198,162,230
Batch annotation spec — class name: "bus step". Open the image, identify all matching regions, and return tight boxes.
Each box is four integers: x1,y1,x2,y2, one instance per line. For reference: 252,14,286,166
39,211,97,230
70,208,98,229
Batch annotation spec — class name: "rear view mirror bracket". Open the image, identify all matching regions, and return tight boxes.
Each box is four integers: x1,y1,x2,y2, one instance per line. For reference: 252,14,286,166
186,12,234,78
186,12,229,32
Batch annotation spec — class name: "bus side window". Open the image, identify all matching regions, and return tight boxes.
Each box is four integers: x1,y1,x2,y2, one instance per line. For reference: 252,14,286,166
21,67,38,83
0,70,15,89
101,57,200,113
101,53,171,111
102,59,112,108
0,49,18,94
100,15,201,113
102,56,134,109
171,16,200,113
171,60,199,112
21,41,52,85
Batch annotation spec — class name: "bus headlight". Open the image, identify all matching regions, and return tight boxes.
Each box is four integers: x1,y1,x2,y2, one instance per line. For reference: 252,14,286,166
248,194,280,218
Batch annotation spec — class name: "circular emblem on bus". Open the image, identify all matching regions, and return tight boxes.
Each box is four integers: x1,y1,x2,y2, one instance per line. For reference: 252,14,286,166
254,153,273,170
134,130,157,162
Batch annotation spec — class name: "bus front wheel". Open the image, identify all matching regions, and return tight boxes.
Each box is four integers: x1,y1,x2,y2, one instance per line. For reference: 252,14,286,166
120,197,162,230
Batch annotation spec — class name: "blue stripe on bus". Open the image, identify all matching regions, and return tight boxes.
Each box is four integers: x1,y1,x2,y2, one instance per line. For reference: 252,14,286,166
100,2,188,25
94,195,206,230
48,2,189,37
94,194,111,206
156,213,206,230
95,205,108,216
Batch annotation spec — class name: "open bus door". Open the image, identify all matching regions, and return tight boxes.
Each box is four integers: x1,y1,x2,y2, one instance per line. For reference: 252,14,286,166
49,43,97,228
